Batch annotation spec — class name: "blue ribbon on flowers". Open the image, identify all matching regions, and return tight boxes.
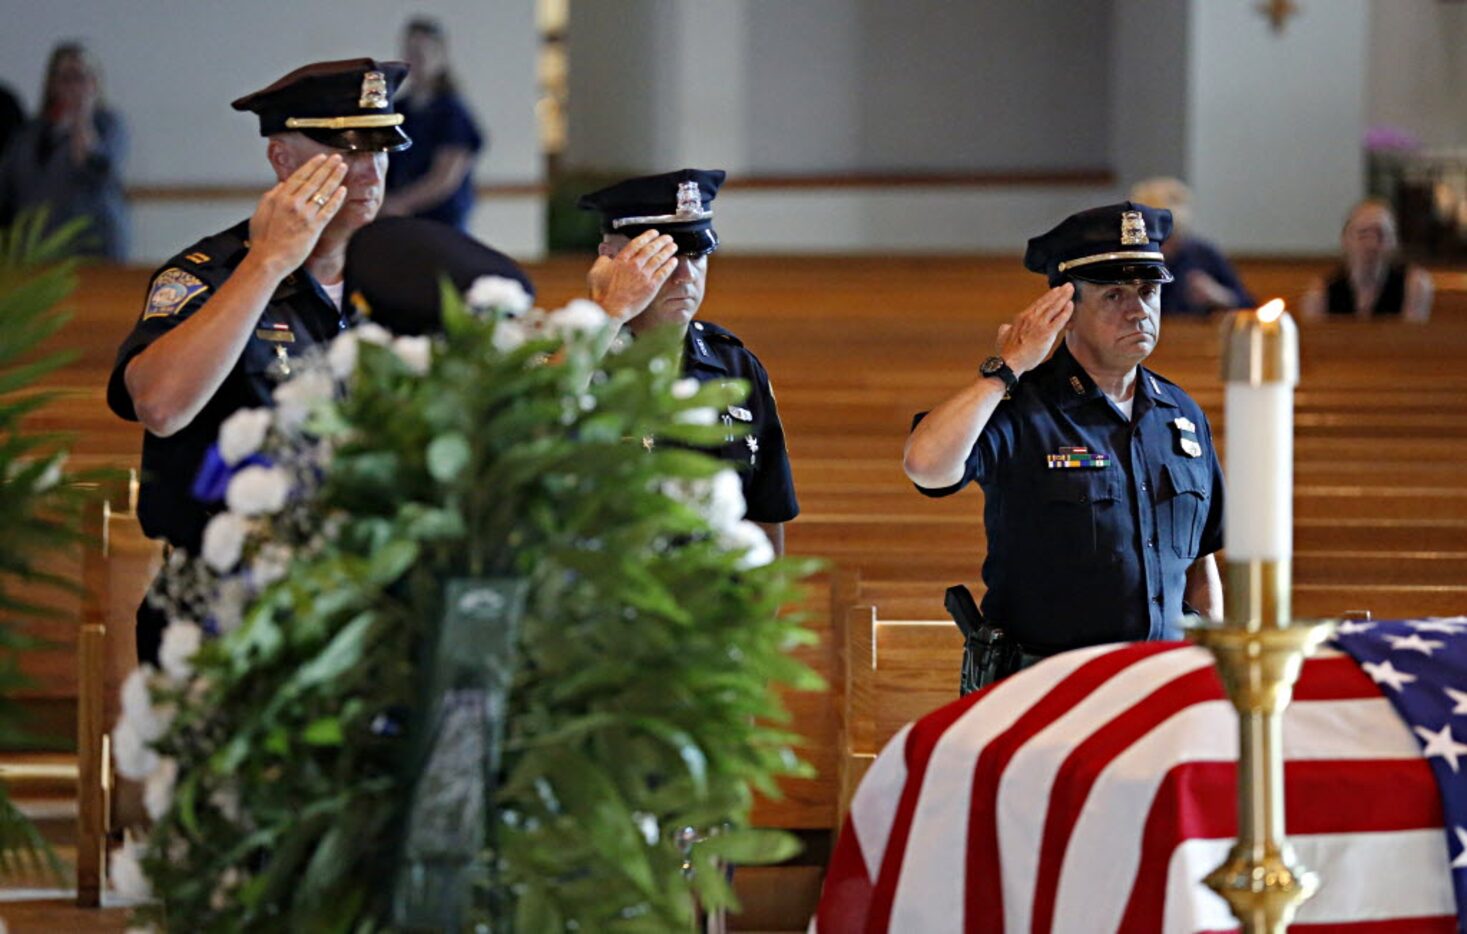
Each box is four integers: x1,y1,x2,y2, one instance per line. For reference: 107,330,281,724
190,445,274,505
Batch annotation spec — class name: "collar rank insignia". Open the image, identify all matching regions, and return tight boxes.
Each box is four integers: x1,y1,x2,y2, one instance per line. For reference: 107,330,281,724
1047,445,1110,469
359,71,389,109
728,405,753,422
1069,375,1086,395
1148,374,1162,395
1120,210,1148,246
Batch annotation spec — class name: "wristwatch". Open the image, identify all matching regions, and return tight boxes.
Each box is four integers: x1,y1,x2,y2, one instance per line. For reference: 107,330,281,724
979,355,1018,392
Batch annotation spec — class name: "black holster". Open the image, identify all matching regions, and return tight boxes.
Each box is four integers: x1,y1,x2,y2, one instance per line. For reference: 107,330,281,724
945,584,1023,695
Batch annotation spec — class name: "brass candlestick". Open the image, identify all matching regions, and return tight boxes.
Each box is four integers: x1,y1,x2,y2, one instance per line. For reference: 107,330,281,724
1187,303,1335,933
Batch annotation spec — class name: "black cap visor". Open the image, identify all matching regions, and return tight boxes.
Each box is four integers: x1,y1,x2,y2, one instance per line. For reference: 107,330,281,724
300,125,412,153
1067,260,1174,285
613,224,719,257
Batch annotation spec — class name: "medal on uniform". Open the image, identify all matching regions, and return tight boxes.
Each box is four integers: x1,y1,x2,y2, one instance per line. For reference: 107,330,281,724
1047,445,1110,469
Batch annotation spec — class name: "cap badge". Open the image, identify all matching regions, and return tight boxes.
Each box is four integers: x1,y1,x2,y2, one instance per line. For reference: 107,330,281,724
675,181,703,219
1120,210,1148,246
359,71,389,110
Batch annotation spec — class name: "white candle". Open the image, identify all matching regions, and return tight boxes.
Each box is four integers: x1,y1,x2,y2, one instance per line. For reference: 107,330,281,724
1221,300,1298,562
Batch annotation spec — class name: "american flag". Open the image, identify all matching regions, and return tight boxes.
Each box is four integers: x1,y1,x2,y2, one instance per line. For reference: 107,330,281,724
812,636,1462,932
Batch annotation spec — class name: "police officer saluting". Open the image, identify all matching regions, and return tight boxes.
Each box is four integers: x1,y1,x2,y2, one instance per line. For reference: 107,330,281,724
578,169,798,552
106,59,410,663
903,203,1224,689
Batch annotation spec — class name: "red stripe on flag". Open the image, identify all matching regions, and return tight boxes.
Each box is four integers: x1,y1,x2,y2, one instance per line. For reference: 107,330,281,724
815,813,878,934
1118,758,1444,930
965,642,1184,932
1292,654,1388,701
865,688,984,931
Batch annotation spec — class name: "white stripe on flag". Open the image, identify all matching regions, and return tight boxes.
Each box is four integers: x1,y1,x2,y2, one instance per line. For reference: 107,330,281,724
887,644,1117,933
851,721,913,880
1164,830,1455,932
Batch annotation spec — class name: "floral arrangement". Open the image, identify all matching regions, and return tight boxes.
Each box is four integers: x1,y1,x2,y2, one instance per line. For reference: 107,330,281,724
112,277,819,930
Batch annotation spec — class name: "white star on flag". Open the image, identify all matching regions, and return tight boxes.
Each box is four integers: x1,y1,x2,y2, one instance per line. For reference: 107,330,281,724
1448,687,1467,717
1453,826,1467,871
1414,722,1467,773
1363,659,1417,692
1335,620,1376,635
1384,633,1446,656
1411,619,1467,635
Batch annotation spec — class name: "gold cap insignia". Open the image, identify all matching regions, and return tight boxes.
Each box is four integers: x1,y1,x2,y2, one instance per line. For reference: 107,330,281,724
359,71,389,110
1120,210,1148,246
675,181,703,219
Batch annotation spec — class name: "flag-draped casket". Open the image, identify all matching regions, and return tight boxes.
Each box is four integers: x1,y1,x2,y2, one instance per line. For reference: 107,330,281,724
813,621,1467,933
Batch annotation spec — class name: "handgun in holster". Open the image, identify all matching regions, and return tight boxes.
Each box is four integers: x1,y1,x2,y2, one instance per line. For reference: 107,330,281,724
944,584,1016,696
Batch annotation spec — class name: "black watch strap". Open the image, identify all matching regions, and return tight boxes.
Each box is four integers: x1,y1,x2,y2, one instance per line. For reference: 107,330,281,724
980,356,1018,392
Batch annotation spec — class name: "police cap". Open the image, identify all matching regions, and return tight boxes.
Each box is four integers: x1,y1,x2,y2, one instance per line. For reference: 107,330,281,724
344,217,534,336
577,168,726,256
1024,201,1174,286
231,58,411,153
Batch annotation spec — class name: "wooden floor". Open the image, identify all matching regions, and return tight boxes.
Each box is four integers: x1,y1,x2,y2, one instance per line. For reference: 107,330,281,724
12,254,1467,924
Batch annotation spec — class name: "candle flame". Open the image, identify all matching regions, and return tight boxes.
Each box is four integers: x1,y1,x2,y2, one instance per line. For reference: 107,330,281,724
1257,298,1286,323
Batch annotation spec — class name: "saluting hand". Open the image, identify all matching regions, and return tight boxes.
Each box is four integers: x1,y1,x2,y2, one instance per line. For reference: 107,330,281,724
995,283,1074,375
247,154,349,278
587,229,679,323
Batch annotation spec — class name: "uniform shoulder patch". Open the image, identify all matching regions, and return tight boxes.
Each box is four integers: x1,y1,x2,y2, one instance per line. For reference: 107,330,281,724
142,268,210,320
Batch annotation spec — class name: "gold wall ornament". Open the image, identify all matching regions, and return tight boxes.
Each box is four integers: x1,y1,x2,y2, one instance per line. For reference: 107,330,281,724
1188,300,1335,933
1258,0,1300,34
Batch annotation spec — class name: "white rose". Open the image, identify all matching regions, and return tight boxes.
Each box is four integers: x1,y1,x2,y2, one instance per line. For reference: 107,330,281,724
705,469,746,532
354,321,392,346
545,299,610,340
492,318,528,354
120,666,173,742
201,512,250,572
110,833,153,900
111,718,159,782
720,520,775,570
466,275,532,317
217,408,272,466
250,543,292,588
671,378,700,400
272,369,334,429
326,331,359,380
159,620,203,682
225,465,290,517
143,757,178,821
391,335,433,375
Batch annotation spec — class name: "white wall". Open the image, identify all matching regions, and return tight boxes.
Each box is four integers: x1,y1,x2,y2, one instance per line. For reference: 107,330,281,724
0,1,544,261
1368,0,1467,149
1186,0,1369,253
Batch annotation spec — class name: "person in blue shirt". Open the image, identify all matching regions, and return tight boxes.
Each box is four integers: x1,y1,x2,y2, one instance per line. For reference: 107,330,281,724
383,17,484,229
903,202,1224,683
1130,177,1253,316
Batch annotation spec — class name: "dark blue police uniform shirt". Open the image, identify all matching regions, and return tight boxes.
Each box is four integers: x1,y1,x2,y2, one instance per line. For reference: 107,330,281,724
385,91,484,230
682,320,799,524
915,342,1223,651
1161,237,1254,316
106,220,347,552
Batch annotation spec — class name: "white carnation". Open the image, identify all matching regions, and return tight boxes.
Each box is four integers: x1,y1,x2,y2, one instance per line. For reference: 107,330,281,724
720,520,775,570
392,335,433,375
217,408,272,466
225,465,290,516
201,512,250,572
354,321,392,346
110,833,153,900
120,666,172,742
250,542,293,588
545,299,610,340
492,318,528,353
273,369,334,429
326,331,359,380
671,378,700,400
143,756,178,821
705,469,746,532
159,620,203,681
111,717,159,781
466,275,532,316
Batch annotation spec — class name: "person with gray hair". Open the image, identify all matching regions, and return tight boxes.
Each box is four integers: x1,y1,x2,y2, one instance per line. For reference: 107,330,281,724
1129,177,1252,316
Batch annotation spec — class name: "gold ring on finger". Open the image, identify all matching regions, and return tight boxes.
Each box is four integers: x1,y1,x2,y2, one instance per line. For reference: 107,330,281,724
313,194,329,207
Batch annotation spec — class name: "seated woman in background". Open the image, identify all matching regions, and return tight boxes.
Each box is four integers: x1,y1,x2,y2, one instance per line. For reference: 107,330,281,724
1130,176,1253,316
0,42,129,260
383,17,485,230
1301,199,1433,322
